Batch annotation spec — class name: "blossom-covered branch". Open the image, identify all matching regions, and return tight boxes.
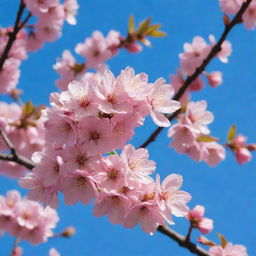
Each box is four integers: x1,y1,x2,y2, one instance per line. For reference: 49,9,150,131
139,0,253,149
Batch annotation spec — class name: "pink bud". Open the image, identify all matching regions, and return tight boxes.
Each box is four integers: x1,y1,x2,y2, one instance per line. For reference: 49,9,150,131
126,42,143,53
189,76,204,91
207,71,222,88
198,217,213,234
232,134,247,146
235,147,252,165
187,205,205,222
197,236,215,246
12,247,23,256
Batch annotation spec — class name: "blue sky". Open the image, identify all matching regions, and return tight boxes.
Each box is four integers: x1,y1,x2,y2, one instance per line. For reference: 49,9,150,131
0,0,256,255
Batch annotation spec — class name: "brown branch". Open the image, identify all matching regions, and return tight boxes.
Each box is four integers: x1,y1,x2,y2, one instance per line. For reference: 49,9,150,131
158,225,209,256
139,0,253,149
0,130,35,170
0,1,32,72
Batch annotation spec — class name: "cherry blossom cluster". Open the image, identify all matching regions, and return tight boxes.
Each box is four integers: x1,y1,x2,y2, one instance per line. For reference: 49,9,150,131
0,102,45,178
0,0,79,94
19,67,193,234
25,0,79,51
227,133,256,164
170,35,232,106
209,243,248,256
220,0,256,29
186,205,213,234
0,190,59,245
54,30,144,91
20,144,191,234
0,28,27,94
54,30,122,90
168,100,226,166
54,16,165,90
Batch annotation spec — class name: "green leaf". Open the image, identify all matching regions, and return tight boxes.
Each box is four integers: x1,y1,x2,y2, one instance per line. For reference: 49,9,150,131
144,24,161,35
217,233,228,248
149,30,166,37
108,151,115,155
196,135,219,142
128,15,135,33
137,18,151,35
227,124,236,141
21,101,35,120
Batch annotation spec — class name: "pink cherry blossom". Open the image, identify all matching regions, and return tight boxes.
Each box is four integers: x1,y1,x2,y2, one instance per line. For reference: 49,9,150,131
0,58,20,94
24,0,60,16
78,117,114,154
243,1,256,29
49,248,61,256
147,78,180,127
156,174,191,221
96,155,126,190
232,134,247,146
207,71,223,87
209,242,248,256
45,110,77,148
209,35,232,63
203,142,226,167
64,0,79,25
117,67,153,100
168,124,197,154
180,36,211,75
187,205,213,234
124,201,165,235
235,147,252,164
94,70,132,114
94,191,130,225
184,100,214,134
121,144,155,184
60,169,97,205
75,31,112,69
26,31,44,52
189,76,205,91
0,190,59,245
219,0,244,14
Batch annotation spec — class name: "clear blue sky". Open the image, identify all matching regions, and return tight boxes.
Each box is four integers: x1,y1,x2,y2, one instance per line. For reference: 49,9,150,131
0,0,256,255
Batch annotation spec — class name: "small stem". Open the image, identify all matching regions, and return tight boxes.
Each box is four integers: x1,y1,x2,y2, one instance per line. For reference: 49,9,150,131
8,238,20,256
0,130,35,170
158,225,209,256
185,222,194,242
0,130,16,156
0,1,32,72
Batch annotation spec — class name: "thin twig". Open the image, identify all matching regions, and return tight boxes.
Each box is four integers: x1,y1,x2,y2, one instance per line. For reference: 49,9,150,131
185,222,194,242
0,130,35,170
0,1,31,72
139,0,253,149
158,225,209,256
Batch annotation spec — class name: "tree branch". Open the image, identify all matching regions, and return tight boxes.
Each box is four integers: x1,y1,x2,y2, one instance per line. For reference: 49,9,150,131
158,225,209,256
139,0,253,149
0,130,35,170
140,1,253,255
0,1,32,72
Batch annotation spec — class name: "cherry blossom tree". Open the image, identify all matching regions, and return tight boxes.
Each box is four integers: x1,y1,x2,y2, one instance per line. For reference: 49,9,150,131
0,0,255,255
